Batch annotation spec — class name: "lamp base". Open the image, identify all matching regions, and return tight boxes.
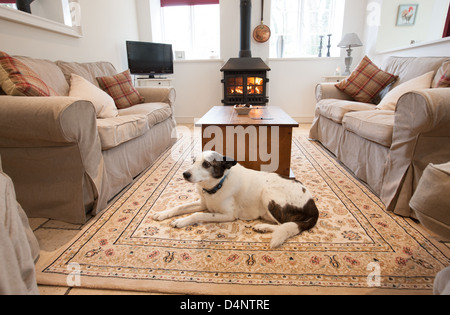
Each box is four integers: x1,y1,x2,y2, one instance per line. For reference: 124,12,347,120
344,48,354,75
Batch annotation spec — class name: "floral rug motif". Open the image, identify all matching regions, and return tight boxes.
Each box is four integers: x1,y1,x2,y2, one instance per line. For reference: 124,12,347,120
36,130,450,294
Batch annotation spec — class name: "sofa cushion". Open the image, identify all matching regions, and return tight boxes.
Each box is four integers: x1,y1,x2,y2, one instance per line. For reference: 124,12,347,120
336,56,398,103
56,60,117,88
96,70,145,109
118,103,173,127
376,71,435,111
69,73,118,118
0,51,60,96
342,110,394,148
317,99,376,124
97,114,149,150
97,103,173,150
435,62,450,88
14,56,69,96
383,56,450,88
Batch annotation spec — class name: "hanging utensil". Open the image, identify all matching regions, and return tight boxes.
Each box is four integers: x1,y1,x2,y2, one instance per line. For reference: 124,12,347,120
253,0,271,43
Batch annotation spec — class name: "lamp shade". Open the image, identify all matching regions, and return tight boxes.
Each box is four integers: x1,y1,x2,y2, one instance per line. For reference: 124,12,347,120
337,33,363,48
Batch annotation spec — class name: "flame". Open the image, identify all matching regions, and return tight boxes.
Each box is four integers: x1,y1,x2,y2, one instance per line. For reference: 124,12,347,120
227,76,263,95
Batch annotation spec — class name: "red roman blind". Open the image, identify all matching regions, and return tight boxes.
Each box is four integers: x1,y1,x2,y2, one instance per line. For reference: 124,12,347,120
0,1,16,3
160,0,219,7
443,4,450,38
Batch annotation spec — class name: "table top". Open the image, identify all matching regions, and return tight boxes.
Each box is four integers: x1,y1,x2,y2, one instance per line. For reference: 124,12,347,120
195,106,299,127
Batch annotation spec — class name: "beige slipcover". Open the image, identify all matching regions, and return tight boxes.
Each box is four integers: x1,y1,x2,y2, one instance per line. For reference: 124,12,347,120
310,56,450,218
410,162,450,240
0,56,176,224
0,158,40,295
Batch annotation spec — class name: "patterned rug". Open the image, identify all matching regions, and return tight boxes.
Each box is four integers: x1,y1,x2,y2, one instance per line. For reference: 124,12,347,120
36,129,450,294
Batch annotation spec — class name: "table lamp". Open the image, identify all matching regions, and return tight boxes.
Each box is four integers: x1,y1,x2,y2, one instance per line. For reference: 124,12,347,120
337,33,363,75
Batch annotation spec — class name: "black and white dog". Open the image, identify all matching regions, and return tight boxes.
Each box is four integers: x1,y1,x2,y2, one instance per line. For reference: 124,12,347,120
153,151,319,248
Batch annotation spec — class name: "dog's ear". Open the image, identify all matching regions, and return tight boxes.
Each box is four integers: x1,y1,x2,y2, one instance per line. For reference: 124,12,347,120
222,156,237,169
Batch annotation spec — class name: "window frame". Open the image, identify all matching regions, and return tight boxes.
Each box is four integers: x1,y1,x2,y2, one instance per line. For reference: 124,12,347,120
269,0,345,58
159,2,220,60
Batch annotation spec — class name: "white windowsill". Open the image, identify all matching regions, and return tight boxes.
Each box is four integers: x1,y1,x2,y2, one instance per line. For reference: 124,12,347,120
0,5,82,38
174,59,224,63
269,57,341,61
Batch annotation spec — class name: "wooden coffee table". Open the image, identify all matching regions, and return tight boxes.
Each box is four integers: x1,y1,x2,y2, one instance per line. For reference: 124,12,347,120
195,106,299,178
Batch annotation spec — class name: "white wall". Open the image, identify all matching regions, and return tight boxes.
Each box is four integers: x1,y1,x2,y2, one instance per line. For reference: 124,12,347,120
376,0,450,52
0,0,140,71
364,0,450,66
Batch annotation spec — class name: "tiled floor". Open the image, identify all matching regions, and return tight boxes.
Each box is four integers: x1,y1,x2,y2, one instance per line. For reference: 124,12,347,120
30,124,447,295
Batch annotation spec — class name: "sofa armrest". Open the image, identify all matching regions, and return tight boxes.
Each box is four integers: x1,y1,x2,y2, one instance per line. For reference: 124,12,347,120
381,88,450,215
315,82,353,102
0,95,107,223
0,96,98,147
136,87,176,107
395,88,450,136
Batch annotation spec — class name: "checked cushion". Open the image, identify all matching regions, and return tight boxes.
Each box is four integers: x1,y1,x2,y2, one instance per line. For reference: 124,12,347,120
0,50,59,97
336,56,398,103
96,69,145,109
435,64,450,88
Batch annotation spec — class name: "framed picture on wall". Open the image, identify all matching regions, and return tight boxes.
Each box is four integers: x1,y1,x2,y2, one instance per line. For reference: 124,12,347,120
396,4,418,26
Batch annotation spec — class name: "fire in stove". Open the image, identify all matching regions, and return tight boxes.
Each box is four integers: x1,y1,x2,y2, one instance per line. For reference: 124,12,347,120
226,77,264,95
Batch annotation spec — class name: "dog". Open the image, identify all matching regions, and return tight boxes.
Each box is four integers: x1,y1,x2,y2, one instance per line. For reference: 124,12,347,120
152,151,319,248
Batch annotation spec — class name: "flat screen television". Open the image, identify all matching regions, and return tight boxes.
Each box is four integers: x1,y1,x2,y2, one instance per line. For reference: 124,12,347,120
126,41,174,78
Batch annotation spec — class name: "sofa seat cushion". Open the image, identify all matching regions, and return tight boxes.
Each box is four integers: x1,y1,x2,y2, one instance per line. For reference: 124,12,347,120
118,102,173,128
97,114,149,150
97,103,173,150
317,99,376,124
342,110,394,147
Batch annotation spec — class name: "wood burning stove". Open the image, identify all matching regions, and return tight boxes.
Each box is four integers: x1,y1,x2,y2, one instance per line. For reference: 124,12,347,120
221,59,270,105
221,0,270,106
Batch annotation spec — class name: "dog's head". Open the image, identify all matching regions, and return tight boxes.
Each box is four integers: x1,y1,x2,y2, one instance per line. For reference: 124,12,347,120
183,151,237,183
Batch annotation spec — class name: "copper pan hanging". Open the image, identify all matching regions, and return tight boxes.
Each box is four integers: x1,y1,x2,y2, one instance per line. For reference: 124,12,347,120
253,0,271,43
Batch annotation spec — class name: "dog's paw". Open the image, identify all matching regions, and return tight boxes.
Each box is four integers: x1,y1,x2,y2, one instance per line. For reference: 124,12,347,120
253,224,275,233
170,217,191,228
269,236,285,249
152,210,172,221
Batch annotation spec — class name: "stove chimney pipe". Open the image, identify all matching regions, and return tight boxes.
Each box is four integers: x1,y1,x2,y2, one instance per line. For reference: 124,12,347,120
239,0,252,58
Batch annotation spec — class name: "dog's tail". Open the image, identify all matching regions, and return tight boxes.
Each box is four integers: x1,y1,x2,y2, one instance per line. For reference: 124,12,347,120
266,199,319,248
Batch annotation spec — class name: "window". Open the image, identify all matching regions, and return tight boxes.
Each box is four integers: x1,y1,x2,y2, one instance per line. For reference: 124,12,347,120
160,0,220,60
0,1,17,10
270,0,345,58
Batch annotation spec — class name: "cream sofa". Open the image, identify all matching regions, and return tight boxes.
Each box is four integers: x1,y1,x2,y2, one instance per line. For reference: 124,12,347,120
0,157,39,295
309,56,450,218
0,56,176,224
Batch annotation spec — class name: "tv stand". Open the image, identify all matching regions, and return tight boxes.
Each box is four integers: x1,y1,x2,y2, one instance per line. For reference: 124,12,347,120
134,77,174,88
138,75,168,79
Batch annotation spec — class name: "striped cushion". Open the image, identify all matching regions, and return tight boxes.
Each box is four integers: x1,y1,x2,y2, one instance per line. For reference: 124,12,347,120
96,70,144,109
0,51,59,96
336,56,398,103
435,65,450,88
